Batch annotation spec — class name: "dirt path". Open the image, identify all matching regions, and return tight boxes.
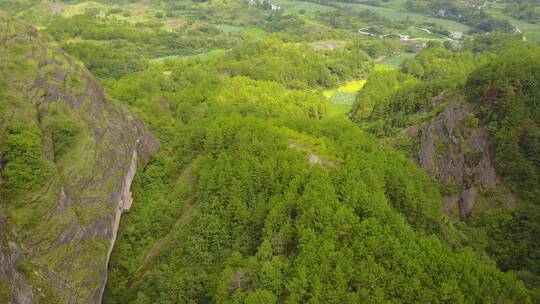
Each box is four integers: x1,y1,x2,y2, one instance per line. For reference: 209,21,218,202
139,202,193,270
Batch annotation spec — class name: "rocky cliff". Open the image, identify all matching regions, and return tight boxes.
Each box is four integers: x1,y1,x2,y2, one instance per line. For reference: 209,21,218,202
404,95,513,218
0,13,158,303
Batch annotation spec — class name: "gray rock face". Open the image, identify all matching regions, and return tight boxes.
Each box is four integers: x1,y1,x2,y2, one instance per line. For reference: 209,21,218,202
0,213,36,304
407,99,503,217
0,14,158,303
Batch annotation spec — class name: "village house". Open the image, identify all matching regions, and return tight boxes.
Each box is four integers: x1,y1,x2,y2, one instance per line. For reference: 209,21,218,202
450,31,464,39
245,0,280,10
399,34,410,42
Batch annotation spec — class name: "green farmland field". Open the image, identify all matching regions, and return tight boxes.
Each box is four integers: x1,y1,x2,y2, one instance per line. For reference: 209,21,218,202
485,3,540,43
382,52,416,69
278,0,470,32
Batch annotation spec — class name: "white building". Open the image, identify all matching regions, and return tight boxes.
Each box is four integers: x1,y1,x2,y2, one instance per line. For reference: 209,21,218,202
399,34,410,42
450,31,463,39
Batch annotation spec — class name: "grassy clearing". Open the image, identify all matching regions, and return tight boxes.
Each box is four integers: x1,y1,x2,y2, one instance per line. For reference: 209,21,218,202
374,63,394,71
151,49,229,62
324,79,366,116
215,24,267,37
272,0,336,14
328,103,352,117
241,27,267,37
323,89,336,99
381,52,416,69
330,91,356,105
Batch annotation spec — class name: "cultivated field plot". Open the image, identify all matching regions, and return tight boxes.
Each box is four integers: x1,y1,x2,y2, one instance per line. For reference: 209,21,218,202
381,53,416,69
328,103,354,117
151,49,230,62
272,0,336,14
215,24,267,37
324,79,366,116
342,1,470,32
485,3,540,43
280,0,470,32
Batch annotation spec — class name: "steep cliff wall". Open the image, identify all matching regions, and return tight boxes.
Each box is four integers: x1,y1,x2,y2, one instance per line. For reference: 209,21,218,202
405,97,512,218
100,149,137,301
0,13,158,303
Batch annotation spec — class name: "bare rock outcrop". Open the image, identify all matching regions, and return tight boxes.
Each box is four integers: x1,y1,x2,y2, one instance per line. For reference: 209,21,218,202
0,13,158,303
407,98,506,218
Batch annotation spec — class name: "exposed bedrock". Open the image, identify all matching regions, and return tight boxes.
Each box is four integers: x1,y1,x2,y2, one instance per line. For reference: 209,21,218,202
0,14,158,303
407,99,508,218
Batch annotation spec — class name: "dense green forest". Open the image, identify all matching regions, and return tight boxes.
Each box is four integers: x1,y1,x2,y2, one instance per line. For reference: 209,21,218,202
351,35,540,299
0,0,539,303
101,43,531,303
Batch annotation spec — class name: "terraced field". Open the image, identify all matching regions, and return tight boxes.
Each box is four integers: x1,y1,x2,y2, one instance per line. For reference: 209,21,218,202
324,79,366,116
485,3,540,43
276,0,470,32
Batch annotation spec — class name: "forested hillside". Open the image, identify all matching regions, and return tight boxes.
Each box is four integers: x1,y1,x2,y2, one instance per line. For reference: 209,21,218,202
0,0,538,303
101,41,530,303
351,35,540,299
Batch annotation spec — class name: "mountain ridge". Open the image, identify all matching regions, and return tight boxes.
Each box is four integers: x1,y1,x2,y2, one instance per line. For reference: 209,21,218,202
0,12,158,303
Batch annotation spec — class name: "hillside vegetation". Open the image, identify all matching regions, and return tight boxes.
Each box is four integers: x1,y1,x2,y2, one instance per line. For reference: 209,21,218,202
351,36,540,297
102,40,531,303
